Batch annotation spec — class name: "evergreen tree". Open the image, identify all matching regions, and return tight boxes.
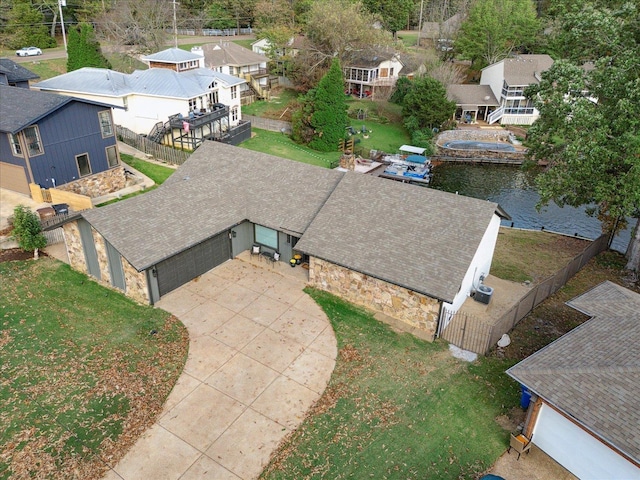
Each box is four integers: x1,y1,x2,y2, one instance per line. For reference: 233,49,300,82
402,76,456,131
67,23,111,72
5,0,56,50
308,58,348,152
11,205,46,260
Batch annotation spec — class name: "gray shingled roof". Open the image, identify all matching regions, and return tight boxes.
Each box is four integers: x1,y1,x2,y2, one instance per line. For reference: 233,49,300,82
142,48,202,63
507,281,640,464
83,141,343,270
447,84,499,108
83,142,504,301
35,67,244,99
499,54,554,86
295,173,500,302
0,58,39,83
199,42,267,68
0,85,69,133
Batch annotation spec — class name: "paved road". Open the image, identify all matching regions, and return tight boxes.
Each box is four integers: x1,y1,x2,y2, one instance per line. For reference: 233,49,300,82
11,34,257,64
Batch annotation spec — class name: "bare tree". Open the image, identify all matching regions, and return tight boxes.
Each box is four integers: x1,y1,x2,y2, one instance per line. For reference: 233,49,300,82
97,0,172,53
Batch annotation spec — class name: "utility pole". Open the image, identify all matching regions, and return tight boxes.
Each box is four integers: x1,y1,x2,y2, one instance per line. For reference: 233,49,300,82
58,0,67,56
173,0,179,48
417,0,424,48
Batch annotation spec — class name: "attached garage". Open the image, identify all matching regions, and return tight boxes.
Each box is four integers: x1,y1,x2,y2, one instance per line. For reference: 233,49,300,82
0,162,30,195
155,231,231,297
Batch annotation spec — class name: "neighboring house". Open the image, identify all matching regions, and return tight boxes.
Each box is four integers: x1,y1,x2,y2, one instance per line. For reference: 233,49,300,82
344,51,404,99
0,58,39,88
421,13,462,44
0,85,123,197
35,65,247,148
251,36,304,57
447,54,553,125
141,48,205,72
507,281,640,480
57,141,508,340
190,42,270,100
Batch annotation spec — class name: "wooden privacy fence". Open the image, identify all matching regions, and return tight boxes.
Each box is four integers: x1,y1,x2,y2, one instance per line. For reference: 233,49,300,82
441,233,609,355
244,115,292,134
116,125,191,166
30,183,93,211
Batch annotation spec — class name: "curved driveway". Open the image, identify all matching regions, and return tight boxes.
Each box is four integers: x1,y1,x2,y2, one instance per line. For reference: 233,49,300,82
103,256,337,479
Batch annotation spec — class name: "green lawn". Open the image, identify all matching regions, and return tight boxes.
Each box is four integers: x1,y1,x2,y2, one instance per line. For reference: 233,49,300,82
240,128,342,168
398,32,419,47
19,57,67,80
262,289,519,479
0,258,188,478
121,153,175,184
242,89,299,118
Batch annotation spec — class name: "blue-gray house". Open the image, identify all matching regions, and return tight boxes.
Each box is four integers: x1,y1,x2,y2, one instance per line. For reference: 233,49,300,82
0,85,123,197
0,58,39,88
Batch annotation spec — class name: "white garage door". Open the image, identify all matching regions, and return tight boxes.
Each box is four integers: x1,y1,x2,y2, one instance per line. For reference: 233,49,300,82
533,403,640,479
0,162,30,195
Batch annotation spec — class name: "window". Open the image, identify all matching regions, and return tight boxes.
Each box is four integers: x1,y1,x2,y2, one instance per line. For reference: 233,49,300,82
8,134,22,156
76,153,92,177
189,98,197,110
23,126,43,156
231,106,238,122
254,224,278,249
98,110,114,137
231,85,237,99
106,145,119,167
390,67,394,76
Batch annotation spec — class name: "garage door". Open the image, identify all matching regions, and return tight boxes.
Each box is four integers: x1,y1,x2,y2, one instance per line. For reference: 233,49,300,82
0,162,30,195
156,232,231,297
533,403,639,479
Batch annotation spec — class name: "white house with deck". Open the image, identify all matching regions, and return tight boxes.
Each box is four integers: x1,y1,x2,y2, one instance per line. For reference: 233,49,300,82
35,65,245,139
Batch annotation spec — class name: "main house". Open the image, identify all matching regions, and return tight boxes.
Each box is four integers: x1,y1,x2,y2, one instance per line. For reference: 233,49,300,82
56,141,507,340
0,85,123,197
447,54,554,125
34,60,247,148
508,281,640,479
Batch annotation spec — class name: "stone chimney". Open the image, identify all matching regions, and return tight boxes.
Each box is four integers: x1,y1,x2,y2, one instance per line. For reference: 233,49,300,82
339,150,355,171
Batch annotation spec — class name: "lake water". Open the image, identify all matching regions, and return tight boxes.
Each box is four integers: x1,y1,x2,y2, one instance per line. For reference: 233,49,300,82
430,163,632,253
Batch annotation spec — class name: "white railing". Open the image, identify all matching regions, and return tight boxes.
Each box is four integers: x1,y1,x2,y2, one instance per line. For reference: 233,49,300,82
488,107,504,124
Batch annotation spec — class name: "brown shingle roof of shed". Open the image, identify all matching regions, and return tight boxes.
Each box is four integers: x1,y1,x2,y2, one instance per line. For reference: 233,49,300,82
295,173,501,303
199,42,267,68
507,281,640,463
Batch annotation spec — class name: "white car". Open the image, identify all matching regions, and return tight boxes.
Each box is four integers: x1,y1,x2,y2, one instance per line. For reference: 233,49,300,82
16,47,42,57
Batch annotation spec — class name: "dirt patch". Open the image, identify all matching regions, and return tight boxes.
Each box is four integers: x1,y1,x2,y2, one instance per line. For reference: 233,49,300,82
0,248,45,262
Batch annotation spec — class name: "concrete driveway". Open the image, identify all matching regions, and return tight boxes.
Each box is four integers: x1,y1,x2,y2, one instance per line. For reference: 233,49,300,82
103,255,337,480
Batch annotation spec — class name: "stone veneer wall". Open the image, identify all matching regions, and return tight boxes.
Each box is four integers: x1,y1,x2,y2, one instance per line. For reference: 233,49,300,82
63,221,87,274
62,220,150,304
58,167,127,198
309,257,440,339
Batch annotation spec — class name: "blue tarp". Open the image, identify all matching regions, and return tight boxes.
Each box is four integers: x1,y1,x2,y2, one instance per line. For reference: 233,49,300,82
405,154,428,164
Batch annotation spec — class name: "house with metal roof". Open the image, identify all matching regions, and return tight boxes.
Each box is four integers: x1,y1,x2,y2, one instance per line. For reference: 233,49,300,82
58,141,507,340
446,54,553,125
141,48,205,72
0,58,39,88
507,281,640,479
34,65,246,144
0,85,122,197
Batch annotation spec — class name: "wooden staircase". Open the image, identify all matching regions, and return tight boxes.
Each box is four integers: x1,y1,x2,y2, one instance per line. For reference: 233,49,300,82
148,121,170,143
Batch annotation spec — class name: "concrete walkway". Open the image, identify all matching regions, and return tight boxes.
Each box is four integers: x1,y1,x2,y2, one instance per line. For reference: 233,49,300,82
103,255,337,480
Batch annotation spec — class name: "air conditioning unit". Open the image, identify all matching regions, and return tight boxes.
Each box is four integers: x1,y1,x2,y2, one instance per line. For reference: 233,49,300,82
474,284,494,304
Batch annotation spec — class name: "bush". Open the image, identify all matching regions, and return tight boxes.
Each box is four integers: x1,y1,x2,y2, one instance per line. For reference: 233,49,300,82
11,205,46,259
